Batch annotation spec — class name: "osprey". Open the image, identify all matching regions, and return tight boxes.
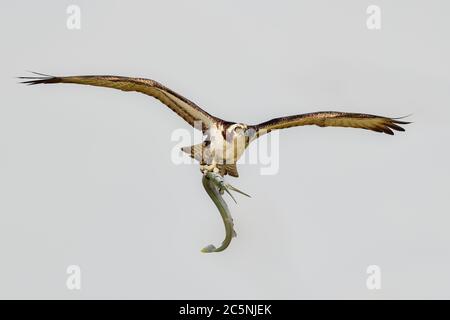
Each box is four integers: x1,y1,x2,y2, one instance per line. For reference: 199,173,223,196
21,73,410,177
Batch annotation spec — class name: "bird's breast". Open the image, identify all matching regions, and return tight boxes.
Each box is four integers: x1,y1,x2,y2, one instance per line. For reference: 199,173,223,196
210,137,246,163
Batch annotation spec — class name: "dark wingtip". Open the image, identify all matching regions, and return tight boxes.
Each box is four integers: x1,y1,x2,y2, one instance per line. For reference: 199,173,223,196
383,115,412,135
393,120,412,125
18,71,59,85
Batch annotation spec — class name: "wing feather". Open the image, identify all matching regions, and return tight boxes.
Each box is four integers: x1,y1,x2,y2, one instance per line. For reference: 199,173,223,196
252,111,410,136
20,74,219,130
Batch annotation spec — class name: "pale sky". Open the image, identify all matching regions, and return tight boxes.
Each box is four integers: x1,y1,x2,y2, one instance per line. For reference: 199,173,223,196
1,0,449,299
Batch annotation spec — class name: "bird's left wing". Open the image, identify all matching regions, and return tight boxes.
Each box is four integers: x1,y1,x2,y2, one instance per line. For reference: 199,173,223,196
251,111,410,136
20,73,219,131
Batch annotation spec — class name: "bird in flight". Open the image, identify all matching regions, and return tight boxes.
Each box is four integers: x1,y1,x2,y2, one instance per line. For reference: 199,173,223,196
21,73,410,178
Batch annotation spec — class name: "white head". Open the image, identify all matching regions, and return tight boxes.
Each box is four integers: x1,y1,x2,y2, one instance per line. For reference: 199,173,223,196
225,123,259,148
228,123,247,134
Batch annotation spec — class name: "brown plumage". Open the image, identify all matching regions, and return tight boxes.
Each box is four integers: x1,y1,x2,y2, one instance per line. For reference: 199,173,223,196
251,111,410,136
20,73,411,177
20,73,219,131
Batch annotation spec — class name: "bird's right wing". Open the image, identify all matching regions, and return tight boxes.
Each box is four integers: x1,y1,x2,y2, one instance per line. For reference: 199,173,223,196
20,73,220,131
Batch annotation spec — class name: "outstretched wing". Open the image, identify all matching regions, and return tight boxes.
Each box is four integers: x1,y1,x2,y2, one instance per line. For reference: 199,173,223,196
20,73,220,131
251,111,410,136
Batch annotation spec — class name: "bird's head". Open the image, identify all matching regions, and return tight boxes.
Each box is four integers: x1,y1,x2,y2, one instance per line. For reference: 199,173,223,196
226,123,248,143
228,123,247,134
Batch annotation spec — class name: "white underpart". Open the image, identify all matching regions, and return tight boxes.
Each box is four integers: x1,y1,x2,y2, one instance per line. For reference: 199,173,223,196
206,125,247,166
